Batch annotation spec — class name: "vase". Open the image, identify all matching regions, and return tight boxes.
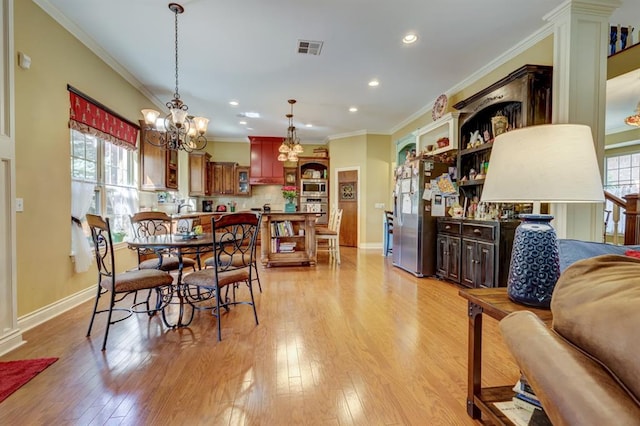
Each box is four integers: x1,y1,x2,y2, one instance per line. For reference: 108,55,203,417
285,201,296,212
507,214,560,308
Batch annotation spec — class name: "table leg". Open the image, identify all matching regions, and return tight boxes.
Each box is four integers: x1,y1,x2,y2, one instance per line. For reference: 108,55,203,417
467,301,483,419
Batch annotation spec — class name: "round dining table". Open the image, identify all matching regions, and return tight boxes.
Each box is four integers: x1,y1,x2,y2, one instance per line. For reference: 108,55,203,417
126,233,216,327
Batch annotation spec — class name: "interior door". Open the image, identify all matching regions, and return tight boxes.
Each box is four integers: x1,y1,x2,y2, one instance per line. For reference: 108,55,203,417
337,170,358,247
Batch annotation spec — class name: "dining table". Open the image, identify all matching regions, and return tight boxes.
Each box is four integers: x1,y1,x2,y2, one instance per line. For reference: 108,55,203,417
126,232,217,327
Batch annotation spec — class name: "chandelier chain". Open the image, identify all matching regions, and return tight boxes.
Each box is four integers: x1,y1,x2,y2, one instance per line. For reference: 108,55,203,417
173,6,180,100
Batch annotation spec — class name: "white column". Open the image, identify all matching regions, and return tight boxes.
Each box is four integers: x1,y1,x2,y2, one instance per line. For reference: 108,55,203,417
0,0,23,355
544,0,621,241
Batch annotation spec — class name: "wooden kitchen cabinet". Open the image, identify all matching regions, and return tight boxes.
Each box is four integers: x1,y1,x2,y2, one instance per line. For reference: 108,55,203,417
249,136,285,185
236,166,251,196
139,121,178,191
211,162,236,195
188,151,211,196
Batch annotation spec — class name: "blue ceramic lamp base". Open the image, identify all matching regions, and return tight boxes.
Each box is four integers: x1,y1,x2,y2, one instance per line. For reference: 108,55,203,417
507,214,561,309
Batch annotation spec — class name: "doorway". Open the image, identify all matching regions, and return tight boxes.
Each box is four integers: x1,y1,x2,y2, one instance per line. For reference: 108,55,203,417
337,169,359,247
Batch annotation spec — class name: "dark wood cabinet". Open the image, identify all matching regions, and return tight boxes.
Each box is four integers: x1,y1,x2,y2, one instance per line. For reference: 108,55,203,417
211,162,236,195
436,220,461,283
249,136,285,185
437,218,517,288
139,121,178,191
454,64,552,208
188,152,211,196
461,223,496,288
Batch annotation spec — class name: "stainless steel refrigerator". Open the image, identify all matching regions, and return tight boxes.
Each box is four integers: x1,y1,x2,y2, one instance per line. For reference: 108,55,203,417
393,159,450,277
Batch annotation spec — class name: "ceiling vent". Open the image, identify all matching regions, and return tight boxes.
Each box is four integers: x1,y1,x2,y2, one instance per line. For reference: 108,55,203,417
297,40,323,56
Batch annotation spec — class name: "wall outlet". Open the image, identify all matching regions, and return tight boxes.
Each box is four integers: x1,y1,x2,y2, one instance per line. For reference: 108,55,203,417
16,198,24,212
374,203,385,209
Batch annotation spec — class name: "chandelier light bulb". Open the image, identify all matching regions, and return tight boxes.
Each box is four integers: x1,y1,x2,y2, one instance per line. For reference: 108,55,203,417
193,116,209,134
142,109,160,125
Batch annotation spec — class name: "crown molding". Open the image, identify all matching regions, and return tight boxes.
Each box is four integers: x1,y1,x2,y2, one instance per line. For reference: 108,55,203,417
390,22,555,137
33,0,165,110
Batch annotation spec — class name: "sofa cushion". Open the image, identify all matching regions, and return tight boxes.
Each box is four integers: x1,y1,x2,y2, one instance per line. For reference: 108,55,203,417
551,254,640,405
557,239,640,272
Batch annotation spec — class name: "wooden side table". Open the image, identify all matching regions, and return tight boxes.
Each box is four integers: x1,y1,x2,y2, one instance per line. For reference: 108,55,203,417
458,288,552,425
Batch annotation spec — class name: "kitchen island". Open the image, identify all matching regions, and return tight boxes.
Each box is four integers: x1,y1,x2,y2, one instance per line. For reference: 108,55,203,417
260,212,318,267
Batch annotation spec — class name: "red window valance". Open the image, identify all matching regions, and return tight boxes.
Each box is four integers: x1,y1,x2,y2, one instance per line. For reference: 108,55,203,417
68,86,139,150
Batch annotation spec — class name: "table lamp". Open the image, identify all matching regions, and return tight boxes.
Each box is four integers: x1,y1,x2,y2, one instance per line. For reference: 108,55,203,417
480,124,605,308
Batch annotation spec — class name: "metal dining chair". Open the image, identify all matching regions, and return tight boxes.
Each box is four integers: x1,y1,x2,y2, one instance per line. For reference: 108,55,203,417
182,212,262,341
129,211,197,272
86,214,174,351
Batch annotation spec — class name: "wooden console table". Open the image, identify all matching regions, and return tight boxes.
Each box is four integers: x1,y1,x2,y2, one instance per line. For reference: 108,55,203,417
458,288,552,425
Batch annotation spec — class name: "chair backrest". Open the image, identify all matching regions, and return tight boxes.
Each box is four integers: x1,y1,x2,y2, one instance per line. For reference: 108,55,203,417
130,211,173,237
86,214,115,280
130,211,173,259
384,210,393,232
331,209,344,234
210,212,262,273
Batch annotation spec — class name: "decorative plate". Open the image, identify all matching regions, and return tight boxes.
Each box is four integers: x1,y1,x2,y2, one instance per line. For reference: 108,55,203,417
432,94,447,121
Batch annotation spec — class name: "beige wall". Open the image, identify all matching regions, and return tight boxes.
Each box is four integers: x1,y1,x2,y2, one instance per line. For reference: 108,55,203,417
14,0,150,315
328,133,393,246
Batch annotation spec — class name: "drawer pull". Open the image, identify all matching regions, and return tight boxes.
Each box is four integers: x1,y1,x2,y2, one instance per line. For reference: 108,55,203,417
473,228,482,234
445,225,451,230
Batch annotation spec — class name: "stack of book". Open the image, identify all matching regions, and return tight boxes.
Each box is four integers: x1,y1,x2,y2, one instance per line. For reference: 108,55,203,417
512,376,544,415
278,242,296,253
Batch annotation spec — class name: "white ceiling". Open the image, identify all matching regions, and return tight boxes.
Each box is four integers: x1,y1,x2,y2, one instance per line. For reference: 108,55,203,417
37,0,640,143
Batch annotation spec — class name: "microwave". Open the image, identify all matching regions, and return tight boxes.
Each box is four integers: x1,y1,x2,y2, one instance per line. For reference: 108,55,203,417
301,179,328,196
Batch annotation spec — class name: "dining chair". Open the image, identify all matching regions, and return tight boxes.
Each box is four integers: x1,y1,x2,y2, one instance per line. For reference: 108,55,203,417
85,214,174,351
383,210,393,256
182,212,262,341
129,211,197,272
203,240,263,293
316,208,343,264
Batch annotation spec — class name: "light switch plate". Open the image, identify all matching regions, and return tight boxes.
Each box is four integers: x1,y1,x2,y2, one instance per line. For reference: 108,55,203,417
16,198,24,212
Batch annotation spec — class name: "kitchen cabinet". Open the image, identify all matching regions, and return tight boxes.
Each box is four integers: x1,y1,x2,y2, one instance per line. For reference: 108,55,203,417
211,162,236,195
236,166,251,196
139,121,178,191
417,112,461,156
249,136,285,185
436,219,461,283
188,152,211,196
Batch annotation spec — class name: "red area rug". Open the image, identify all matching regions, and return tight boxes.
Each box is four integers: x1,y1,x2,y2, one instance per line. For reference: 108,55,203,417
0,357,58,403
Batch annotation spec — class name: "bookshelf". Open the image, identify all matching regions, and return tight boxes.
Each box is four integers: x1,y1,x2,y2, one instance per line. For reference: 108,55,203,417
260,212,318,267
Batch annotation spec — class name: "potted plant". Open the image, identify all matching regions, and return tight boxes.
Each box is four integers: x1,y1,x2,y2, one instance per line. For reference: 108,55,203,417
282,186,298,212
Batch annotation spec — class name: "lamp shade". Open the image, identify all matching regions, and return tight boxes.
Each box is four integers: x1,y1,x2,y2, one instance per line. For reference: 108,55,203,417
480,124,604,204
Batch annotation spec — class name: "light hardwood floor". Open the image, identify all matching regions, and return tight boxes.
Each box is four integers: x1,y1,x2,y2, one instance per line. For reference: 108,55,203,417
0,248,518,425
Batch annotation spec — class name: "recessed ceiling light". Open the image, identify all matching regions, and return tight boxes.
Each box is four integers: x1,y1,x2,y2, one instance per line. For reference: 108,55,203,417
305,123,313,128
349,107,358,113
402,34,418,44
238,112,260,118
368,79,380,87
229,100,239,106
239,121,247,125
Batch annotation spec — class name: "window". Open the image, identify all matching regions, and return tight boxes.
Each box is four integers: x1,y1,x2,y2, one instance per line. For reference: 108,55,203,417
604,153,640,234
71,129,138,238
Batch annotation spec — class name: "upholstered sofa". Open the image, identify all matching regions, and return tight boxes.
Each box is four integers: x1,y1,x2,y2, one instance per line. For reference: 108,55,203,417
500,240,640,426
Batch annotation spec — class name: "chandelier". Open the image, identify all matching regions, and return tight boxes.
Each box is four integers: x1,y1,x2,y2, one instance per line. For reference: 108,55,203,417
140,3,209,152
625,101,640,127
278,99,304,162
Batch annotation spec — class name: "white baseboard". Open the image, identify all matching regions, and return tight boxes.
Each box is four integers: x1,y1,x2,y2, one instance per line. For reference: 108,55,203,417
359,243,383,250
0,329,26,357
17,286,95,334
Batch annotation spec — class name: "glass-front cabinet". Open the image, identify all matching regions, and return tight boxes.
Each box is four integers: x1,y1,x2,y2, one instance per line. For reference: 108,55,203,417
236,166,251,196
